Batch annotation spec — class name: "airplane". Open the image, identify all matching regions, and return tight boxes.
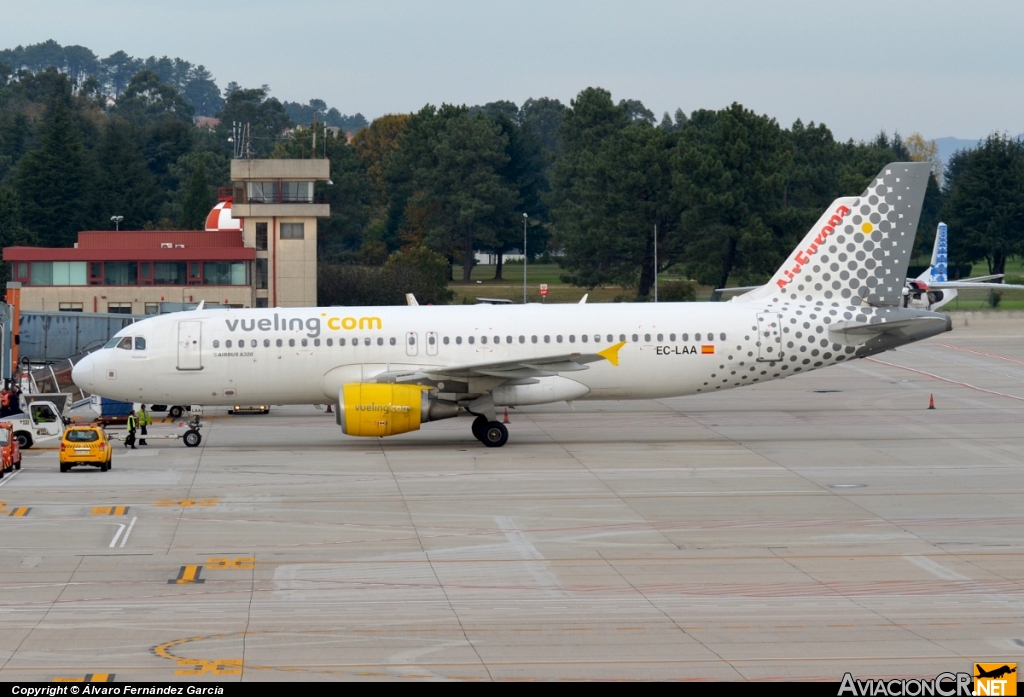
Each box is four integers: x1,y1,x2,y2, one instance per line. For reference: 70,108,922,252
901,222,1024,310
719,221,1024,311
975,665,1016,680
73,162,952,448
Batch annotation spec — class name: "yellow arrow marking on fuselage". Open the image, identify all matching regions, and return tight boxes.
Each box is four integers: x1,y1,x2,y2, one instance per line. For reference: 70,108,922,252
597,340,627,367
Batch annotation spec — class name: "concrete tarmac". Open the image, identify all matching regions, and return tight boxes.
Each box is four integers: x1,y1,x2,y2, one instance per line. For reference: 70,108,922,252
1,312,1023,681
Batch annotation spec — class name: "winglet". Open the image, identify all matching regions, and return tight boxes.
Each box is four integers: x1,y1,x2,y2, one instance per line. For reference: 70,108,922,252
579,294,588,304
597,340,626,367
406,293,419,306
196,300,205,311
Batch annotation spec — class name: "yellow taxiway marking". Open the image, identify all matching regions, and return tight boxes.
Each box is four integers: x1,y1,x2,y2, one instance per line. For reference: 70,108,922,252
8,507,29,517
155,498,218,508
207,557,255,570
92,506,129,515
54,673,114,682
169,565,205,584
154,634,244,676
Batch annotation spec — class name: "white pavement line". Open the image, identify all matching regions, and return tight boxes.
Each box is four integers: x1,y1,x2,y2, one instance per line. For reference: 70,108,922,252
906,555,972,581
120,516,137,548
866,357,1024,402
494,516,565,595
0,469,21,488
109,523,126,548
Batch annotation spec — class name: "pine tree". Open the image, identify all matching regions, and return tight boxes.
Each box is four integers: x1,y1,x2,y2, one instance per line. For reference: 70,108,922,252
95,118,161,229
14,85,94,247
179,160,210,230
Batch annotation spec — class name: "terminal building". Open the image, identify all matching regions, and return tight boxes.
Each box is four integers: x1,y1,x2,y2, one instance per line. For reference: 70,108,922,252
3,159,330,314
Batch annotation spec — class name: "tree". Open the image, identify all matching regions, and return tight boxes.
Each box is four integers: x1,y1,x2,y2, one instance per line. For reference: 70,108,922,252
942,134,1024,276
400,105,518,282
182,65,222,116
672,103,793,291
179,160,210,230
14,83,95,247
100,50,142,97
519,97,566,159
94,118,161,229
0,188,37,283
115,70,194,125
215,87,291,158
550,88,677,295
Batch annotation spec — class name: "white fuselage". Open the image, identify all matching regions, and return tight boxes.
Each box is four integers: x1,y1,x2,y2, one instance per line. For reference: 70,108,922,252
71,301,943,408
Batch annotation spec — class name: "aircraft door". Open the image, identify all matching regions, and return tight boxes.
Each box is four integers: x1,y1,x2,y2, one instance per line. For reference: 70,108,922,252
177,321,203,371
426,331,438,356
406,332,418,357
755,313,783,362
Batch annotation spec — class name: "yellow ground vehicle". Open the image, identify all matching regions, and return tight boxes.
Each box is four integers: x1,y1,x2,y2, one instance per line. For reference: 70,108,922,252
59,426,112,472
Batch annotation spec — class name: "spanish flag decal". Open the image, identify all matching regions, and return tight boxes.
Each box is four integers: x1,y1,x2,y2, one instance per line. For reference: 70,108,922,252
701,345,715,355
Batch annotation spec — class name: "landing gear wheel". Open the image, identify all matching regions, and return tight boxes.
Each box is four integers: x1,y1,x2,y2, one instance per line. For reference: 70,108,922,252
183,429,202,448
471,415,488,442
480,421,508,448
169,406,184,419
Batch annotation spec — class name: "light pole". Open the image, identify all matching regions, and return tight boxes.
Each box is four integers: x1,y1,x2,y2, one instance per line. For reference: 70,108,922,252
522,213,528,304
111,215,123,231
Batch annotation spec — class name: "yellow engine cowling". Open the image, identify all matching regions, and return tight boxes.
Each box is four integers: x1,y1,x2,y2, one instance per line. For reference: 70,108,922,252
337,383,460,437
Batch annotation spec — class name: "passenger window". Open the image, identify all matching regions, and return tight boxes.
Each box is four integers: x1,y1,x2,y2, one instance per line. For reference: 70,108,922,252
429,336,436,345
569,335,575,343
456,337,462,345
276,339,283,347
287,339,294,347
444,337,450,345
670,334,676,341
606,335,613,342
506,336,512,344
581,335,588,343
632,334,638,342
339,338,345,346
117,337,132,350
620,334,626,342
226,340,233,348
213,340,220,348
494,336,499,344
377,338,383,346
544,335,550,343
314,339,320,347
720,333,726,341
326,338,332,347
364,338,370,346
481,336,488,344
695,333,701,341
134,337,146,350
531,336,538,343
251,340,257,348
644,334,651,342
468,337,475,345
682,333,689,341
519,336,526,344
557,335,563,343
657,334,663,342
301,339,308,347
390,337,396,346
264,339,271,347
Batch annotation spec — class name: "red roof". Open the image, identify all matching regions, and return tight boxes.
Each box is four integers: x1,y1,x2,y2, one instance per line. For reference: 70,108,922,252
4,230,255,262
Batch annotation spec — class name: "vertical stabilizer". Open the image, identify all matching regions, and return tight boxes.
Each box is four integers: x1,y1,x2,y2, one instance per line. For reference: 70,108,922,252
920,222,948,283
739,162,931,307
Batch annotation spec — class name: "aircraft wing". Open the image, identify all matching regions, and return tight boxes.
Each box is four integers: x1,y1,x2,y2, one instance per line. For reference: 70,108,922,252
372,342,627,383
928,281,1024,290
959,274,1004,283
423,341,627,379
714,286,760,293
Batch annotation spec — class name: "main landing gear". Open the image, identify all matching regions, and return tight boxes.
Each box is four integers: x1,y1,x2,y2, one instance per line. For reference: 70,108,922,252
471,414,508,448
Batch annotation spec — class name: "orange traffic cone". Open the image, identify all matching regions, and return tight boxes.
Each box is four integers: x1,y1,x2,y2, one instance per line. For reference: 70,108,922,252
928,394,935,410
503,407,510,424
326,404,333,413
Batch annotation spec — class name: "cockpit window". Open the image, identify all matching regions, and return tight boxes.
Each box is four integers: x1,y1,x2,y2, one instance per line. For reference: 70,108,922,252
116,337,132,350
134,337,146,350
104,337,122,349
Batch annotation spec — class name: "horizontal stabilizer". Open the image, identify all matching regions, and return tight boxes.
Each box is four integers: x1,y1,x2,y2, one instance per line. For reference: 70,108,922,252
829,316,950,337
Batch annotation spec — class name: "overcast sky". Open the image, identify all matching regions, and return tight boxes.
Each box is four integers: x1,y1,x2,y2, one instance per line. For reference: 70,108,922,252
2,0,1020,141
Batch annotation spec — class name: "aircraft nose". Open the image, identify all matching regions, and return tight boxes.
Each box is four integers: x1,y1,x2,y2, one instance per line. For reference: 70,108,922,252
72,354,96,391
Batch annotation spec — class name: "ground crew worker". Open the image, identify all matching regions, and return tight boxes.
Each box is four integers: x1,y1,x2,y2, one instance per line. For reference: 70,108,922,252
0,387,10,418
125,409,138,449
138,404,152,446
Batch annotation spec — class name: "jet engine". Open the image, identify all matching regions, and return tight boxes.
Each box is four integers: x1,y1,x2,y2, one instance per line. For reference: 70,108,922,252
337,383,459,437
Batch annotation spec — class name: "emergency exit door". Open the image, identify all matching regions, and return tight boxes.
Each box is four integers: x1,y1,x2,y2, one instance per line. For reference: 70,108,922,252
755,313,783,362
406,332,418,357
177,321,203,370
